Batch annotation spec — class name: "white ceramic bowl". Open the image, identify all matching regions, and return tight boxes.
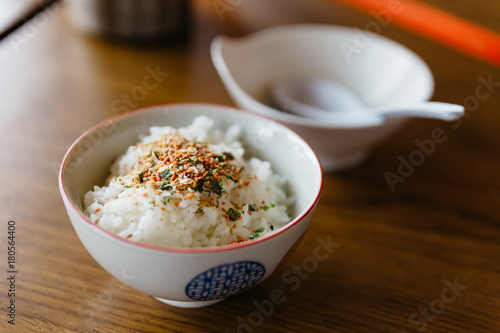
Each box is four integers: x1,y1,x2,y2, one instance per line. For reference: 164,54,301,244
59,104,322,308
211,24,435,171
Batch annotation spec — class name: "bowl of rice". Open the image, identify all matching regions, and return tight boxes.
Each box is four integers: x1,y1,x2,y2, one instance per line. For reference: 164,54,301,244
59,104,322,308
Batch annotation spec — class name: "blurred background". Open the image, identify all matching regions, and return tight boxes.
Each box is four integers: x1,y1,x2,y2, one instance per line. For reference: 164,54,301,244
1,0,499,332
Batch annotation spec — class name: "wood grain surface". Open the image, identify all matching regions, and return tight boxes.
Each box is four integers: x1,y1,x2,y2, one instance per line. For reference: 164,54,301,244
1,0,499,332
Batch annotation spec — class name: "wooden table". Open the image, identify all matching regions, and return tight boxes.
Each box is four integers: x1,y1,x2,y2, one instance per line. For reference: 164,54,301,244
1,1,499,332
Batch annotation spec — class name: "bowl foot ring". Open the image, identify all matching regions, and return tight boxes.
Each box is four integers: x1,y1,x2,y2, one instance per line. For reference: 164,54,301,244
154,297,223,308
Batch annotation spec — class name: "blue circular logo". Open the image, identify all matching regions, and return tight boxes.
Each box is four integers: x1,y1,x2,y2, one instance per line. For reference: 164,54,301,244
185,261,266,301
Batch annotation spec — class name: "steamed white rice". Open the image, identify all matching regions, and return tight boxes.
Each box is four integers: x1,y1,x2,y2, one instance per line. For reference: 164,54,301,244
84,116,291,247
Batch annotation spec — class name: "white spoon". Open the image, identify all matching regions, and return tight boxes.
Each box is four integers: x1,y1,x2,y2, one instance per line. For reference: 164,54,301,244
271,78,465,126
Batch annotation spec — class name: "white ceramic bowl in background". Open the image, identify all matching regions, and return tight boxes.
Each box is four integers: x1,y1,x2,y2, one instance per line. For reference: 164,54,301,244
59,104,322,308
211,24,435,171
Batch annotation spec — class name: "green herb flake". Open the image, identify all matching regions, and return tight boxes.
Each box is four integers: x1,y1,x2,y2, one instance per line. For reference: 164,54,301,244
154,151,160,159
227,208,241,222
248,227,265,240
269,224,274,231
271,203,276,208
160,169,173,180
160,181,171,191
193,181,204,193
263,205,270,211
162,196,168,205
210,181,222,196
138,171,145,183
124,185,132,189
248,204,258,212
223,152,234,160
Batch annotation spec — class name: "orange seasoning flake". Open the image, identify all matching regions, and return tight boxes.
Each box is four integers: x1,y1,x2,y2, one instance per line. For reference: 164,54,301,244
228,235,246,245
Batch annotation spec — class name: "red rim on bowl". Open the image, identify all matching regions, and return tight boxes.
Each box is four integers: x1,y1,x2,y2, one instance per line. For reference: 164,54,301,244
59,103,323,253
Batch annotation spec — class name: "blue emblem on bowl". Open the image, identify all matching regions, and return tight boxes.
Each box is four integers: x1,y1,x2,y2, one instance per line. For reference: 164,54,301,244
186,261,266,301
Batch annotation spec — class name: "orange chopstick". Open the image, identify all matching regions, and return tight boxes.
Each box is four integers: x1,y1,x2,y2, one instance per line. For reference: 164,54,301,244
324,0,500,67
